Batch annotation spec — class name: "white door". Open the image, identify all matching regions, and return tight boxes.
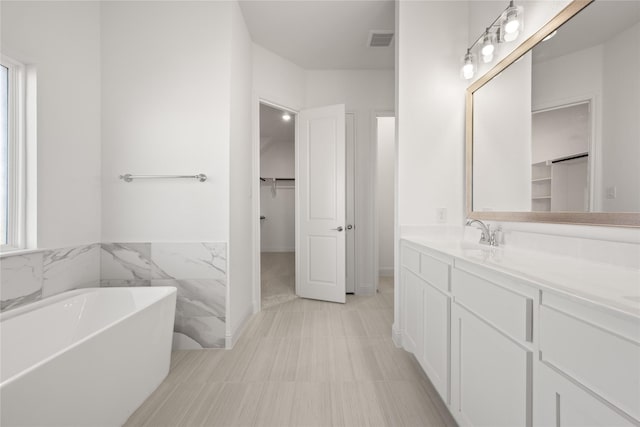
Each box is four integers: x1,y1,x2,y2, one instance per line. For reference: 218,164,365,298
296,104,346,303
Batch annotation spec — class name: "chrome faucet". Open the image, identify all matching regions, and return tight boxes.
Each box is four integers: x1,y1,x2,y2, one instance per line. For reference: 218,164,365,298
466,219,499,247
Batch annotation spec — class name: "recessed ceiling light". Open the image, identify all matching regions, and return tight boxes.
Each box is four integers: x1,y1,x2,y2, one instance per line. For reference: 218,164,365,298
543,30,557,42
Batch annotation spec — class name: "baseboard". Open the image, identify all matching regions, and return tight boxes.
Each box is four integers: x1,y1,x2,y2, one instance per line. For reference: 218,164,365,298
225,304,254,349
392,323,403,348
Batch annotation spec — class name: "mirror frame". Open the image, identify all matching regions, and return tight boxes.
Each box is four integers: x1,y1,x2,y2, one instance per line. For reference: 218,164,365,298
465,0,640,228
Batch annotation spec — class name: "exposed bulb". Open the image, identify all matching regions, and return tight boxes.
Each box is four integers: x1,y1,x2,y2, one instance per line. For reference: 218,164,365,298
480,29,496,63
282,112,291,121
500,2,523,42
504,13,520,34
461,50,476,80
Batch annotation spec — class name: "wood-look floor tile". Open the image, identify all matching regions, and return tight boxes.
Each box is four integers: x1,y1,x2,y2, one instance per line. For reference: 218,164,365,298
197,382,254,426
269,338,301,381
290,382,339,427
340,381,387,427
252,382,296,427
124,270,457,427
341,310,367,337
242,337,281,381
177,382,225,427
124,380,177,427
141,382,206,427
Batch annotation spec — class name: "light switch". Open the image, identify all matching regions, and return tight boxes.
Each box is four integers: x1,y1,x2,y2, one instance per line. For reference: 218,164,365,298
606,186,617,199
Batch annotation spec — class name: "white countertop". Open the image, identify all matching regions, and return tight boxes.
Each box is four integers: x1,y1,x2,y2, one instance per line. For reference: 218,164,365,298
402,235,640,319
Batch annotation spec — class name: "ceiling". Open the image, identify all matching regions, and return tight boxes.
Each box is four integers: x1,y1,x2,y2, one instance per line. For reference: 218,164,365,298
239,0,395,70
533,1,640,63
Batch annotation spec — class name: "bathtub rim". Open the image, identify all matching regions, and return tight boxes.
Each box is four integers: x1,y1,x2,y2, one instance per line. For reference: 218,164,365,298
0,286,177,388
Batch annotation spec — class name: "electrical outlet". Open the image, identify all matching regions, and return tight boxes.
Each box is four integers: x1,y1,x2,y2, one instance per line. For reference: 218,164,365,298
606,186,617,199
436,208,447,223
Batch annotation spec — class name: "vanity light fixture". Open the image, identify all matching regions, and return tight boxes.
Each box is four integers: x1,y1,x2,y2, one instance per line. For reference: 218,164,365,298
460,1,524,79
282,112,291,122
461,49,477,80
480,28,496,63
501,1,524,42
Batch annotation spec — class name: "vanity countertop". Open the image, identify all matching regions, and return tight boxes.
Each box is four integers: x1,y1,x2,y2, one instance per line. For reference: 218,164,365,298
402,235,640,319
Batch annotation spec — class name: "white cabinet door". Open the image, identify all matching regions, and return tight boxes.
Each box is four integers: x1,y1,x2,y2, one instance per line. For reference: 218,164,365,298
535,363,635,427
422,282,450,404
402,269,424,359
451,303,533,427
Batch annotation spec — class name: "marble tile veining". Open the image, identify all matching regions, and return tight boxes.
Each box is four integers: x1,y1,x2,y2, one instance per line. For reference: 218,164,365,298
101,242,228,349
101,243,153,281
0,289,42,311
152,278,225,318
43,244,101,297
0,252,44,302
151,243,226,280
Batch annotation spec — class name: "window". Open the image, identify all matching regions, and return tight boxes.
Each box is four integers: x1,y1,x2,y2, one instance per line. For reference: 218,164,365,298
1,55,26,251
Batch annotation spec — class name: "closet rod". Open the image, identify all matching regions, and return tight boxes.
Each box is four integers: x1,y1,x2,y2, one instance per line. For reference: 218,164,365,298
551,153,588,164
260,177,295,181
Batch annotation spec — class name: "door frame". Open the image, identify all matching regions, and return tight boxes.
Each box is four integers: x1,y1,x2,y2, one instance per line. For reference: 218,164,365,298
372,111,396,292
252,97,299,314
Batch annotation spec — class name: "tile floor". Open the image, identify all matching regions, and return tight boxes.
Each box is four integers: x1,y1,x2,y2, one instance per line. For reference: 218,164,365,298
123,253,455,426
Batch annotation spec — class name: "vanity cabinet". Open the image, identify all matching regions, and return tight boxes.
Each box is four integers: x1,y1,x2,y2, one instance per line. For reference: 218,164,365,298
400,243,452,403
398,239,640,427
535,292,640,426
450,265,535,427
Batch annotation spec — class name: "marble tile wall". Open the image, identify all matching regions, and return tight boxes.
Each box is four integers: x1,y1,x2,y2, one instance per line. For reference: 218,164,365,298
2,242,227,349
101,242,227,349
0,244,100,311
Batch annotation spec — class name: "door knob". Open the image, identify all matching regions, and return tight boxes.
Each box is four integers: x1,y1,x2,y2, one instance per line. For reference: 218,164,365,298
346,224,353,230
331,226,344,232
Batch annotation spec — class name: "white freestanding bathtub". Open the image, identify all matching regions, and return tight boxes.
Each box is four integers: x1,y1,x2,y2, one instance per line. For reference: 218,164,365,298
0,287,177,427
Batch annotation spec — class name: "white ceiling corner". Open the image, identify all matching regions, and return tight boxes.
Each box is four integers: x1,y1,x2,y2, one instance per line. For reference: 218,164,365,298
239,0,395,70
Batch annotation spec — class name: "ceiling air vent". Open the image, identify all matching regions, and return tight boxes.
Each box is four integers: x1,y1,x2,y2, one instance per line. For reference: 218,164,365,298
367,31,394,48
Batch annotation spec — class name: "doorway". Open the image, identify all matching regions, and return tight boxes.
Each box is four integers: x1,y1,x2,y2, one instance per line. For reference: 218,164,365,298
259,103,297,308
375,114,396,292
254,101,356,310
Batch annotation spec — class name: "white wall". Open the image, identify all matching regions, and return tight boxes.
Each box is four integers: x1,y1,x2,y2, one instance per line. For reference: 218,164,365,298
473,52,532,212
601,22,640,213
260,138,295,252
305,70,394,293
252,44,306,111
0,1,101,249
227,1,254,344
397,1,468,228
376,117,395,276
100,1,232,242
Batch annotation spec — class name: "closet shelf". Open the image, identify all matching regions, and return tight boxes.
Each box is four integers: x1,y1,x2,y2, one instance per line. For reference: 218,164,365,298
531,177,551,182
531,196,552,200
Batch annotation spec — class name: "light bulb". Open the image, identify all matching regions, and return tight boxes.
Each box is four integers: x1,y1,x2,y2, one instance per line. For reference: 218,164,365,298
480,29,496,62
461,50,476,80
501,2,523,42
282,112,291,121
504,14,520,34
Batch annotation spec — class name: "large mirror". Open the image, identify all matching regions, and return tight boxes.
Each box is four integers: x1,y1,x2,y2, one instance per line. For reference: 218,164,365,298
467,0,640,227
